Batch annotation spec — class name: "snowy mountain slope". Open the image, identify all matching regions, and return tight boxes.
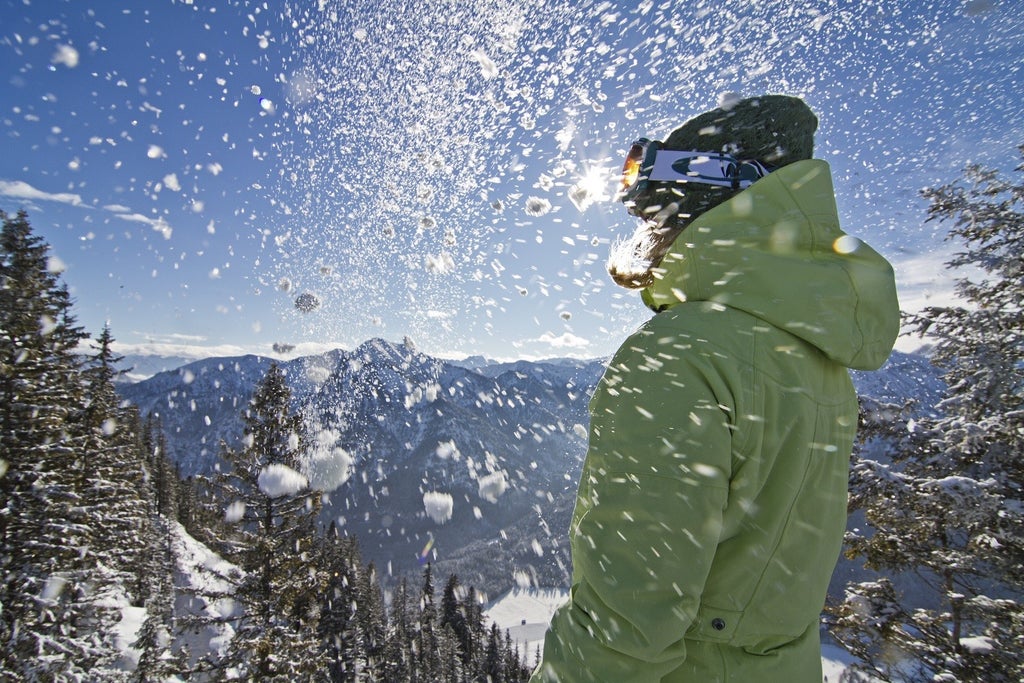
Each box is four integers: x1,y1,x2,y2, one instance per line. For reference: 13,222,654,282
119,341,941,595
115,354,201,383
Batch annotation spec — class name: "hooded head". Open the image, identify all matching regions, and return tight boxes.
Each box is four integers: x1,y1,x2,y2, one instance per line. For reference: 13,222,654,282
609,95,819,288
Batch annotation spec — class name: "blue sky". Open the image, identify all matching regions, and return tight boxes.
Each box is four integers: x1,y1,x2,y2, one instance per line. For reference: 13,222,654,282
1,0,1021,361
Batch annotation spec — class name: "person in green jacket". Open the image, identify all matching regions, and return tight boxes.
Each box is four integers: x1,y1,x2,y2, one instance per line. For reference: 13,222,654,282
531,95,900,682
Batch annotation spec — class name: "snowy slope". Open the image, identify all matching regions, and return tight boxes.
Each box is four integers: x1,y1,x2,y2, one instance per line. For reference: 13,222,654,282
169,521,242,666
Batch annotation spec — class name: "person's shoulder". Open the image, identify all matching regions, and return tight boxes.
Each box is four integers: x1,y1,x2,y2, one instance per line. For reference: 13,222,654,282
631,302,760,362
643,301,755,339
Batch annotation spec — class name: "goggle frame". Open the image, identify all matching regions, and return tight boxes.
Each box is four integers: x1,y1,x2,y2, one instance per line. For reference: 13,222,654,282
618,138,773,213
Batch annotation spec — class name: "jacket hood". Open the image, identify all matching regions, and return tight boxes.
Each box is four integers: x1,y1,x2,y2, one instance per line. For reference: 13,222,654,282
641,159,899,370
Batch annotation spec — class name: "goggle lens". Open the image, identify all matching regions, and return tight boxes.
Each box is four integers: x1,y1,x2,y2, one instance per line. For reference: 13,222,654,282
621,143,645,191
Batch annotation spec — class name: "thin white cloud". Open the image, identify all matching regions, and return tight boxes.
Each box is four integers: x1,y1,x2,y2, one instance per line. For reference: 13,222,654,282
138,332,209,344
111,338,353,361
891,250,968,314
111,212,173,239
112,340,248,360
889,249,988,353
0,179,84,206
533,331,591,350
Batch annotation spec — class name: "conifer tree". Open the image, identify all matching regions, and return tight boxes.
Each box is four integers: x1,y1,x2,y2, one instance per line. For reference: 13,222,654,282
356,561,387,674
318,523,362,681
144,413,179,521
463,585,487,679
416,563,442,679
483,622,504,683
131,517,183,682
214,362,325,680
441,574,470,665
0,210,125,679
832,148,1024,681
504,628,529,682
383,577,414,683
437,623,462,681
79,325,155,606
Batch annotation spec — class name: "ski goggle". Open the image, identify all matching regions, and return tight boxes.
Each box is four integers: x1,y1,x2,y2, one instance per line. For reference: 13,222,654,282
618,138,773,207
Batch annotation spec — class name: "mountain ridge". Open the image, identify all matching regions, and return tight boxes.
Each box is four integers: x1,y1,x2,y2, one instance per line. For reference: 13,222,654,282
118,338,943,595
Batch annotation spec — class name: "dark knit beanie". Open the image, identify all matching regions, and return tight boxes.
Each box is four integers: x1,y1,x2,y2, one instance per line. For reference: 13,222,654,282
665,94,817,165
630,95,818,225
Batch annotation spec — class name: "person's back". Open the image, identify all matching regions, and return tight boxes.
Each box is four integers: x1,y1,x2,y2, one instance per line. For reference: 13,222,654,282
531,96,899,682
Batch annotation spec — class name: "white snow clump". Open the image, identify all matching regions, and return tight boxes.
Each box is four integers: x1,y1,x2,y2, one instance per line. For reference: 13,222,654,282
435,440,461,460
224,500,246,523
423,491,454,524
306,429,353,491
257,463,308,498
425,252,455,274
51,44,79,68
470,48,498,79
477,470,508,503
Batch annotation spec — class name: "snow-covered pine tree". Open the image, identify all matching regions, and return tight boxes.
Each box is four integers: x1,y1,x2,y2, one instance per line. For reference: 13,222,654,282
482,622,504,682
504,627,529,681
214,362,326,680
142,412,179,521
130,518,182,682
440,573,471,670
437,622,462,682
382,577,414,682
355,561,387,674
318,523,363,681
128,413,183,678
416,563,442,680
79,325,155,605
0,210,124,680
832,147,1024,682
462,584,487,677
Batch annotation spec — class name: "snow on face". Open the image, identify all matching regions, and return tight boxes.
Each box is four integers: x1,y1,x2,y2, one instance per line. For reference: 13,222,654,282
257,463,308,497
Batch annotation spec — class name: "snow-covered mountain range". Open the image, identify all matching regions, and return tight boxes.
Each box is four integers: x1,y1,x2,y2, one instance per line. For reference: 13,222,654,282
118,338,944,596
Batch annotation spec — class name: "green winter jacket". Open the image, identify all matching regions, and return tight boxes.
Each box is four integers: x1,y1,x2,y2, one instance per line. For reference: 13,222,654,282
532,160,899,682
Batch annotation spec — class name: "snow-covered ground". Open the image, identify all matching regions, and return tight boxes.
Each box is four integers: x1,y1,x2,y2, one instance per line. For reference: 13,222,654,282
485,587,876,680
485,587,568,665
170,521,242,665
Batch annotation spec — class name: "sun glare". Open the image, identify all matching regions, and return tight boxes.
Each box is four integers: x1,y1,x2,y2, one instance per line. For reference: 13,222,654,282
569,165,613,211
